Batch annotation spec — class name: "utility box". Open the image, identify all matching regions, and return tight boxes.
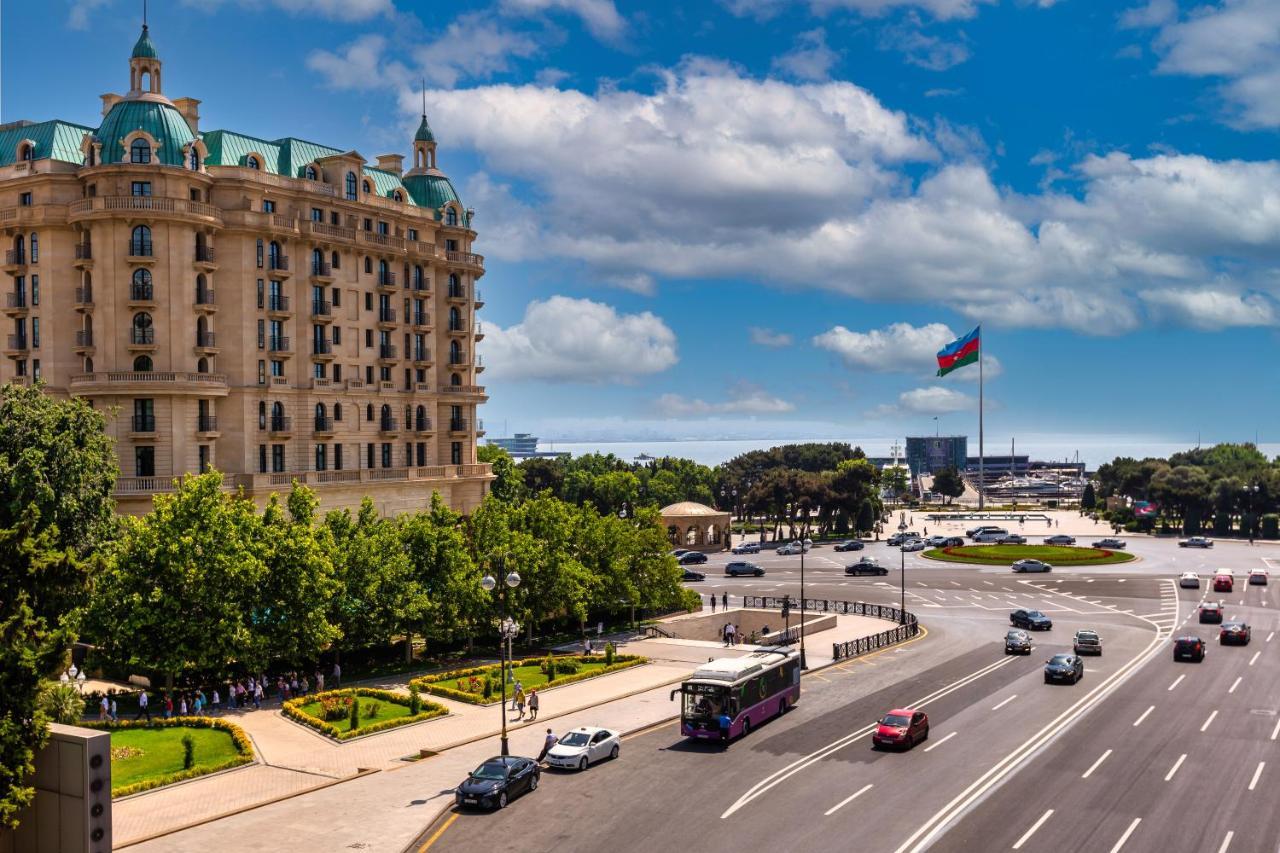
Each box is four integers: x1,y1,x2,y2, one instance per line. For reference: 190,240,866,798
0,723,112,853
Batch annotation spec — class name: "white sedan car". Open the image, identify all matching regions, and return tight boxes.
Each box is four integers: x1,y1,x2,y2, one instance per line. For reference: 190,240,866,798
1178,571,1200,589
544,726,621,771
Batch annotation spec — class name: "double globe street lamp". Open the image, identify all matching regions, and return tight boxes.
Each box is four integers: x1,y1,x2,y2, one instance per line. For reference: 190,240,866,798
481,567,521,756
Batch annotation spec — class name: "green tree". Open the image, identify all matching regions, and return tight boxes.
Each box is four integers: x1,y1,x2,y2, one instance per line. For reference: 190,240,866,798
1081,482,1097,511
477,445,522,502
931,466,965,505
400,494,484,654
35,683,84,726
1150,465,1212,534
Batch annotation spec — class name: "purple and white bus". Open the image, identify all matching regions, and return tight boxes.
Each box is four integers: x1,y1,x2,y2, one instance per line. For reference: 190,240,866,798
672,649,801,742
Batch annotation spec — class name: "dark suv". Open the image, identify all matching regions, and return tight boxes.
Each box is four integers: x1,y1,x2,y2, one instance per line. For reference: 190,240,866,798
1173,636,1206,662
725,561,765,577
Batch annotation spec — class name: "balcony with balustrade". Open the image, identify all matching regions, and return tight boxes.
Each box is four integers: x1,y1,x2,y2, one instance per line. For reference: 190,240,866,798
3,334,27,357
310,299,333,323
376,269,397,292
74,329,94,354
3,290,27,316
266,294,292,317
311,338,334,361
194,245,218,271
73,242,93,269
196,414,220,437
269,336,293,356
195,287,217,313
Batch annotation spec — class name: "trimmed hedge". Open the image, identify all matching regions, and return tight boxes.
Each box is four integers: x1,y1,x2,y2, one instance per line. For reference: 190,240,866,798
81,716,255,797
281,688,447,740
410,654,646,705
924,544,1135,566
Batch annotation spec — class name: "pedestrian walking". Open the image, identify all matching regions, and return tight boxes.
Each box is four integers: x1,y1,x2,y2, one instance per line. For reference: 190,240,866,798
722,592,728,610
511,679,523,712
732,623,740,647
537,728,558,763
528,689,540,721
332,662,342,689
164,694,173,719
710,595,717,613
723,623,731,646
193,694,203,715
300,675,309,696
179,696,188,716
515,687,526,720
316,671,325,692
98,695,109,721
253,681,263,709
136,690,151,722
212,689,221,714
109,698,118,722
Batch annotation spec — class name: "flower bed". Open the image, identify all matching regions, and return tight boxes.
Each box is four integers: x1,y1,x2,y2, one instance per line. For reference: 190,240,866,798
281,688,447,740
81,717,254,797
923,544,1134,566
410,654,646,705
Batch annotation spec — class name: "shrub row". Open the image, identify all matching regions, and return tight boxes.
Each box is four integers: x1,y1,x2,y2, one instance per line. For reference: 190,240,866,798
81,716,255,797
410,655,646,706
280,688,447,741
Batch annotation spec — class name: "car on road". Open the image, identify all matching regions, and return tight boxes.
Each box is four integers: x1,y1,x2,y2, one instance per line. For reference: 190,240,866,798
967,524,1006,538
997,534,1028,545
942,536,965,547
678,551,708,565
900,539,927,552
972,528,1011,543
1178,572,1201,589
543,726,621,771
1092,538,1127,549
834,539,865,552
926,535,950,547
775,541,810,555
1198,601,1224,624
1219,621,1251,645
1010,608,1053,630
1173,635,1207,662
669,548,690,558
1012,559,1052,573
731,542,761,555
1005,629,1033,655
1213,572,1233,593
1179,536,1214,548
725,561,766,577
1044,534,1077,546
1073,630,1102,656
872,708,929,750
455,756,540,810
1249,569,1269,586
1044,653,1084,684
887,531,921,546
846,557,889,576
681,568,706,582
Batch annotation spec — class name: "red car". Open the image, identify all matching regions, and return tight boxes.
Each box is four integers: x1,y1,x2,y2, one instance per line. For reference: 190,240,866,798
873,708,929,750
1213,573,1233,593
1220,621,1251,645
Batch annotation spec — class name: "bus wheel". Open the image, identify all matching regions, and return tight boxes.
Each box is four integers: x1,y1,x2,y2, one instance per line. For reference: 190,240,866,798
742,717,751,736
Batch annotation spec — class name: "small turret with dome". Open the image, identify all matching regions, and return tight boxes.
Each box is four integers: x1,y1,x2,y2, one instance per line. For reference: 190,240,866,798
403,87,468,225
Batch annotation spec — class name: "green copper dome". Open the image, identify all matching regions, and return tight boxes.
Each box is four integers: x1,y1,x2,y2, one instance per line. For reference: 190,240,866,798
404,173,463,215
132,26,158,59
96,99,195,166
414,115,435,143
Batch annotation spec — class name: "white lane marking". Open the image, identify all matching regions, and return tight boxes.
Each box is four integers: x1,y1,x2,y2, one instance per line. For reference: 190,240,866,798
1012,809,1054,850
1268,632,1275,643
1132,706,1154,727
823,783,873,816
1087,579,1095,583
984,581,994,586
991,694,1018,712
1271,718,1280,741
1248,761,1265,791
1118,578,1127,583
1229,676,1242,694
1111,818,1142,853
1217,831,1233,853
923,731,956,753
1249,650,1260,666
1201,709,1219,732
1082,749,1112,779
1164,753,1187,781
1168,674,1185,691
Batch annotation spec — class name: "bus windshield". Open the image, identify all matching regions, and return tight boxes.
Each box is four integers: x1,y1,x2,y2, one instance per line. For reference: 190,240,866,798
682,684,728,720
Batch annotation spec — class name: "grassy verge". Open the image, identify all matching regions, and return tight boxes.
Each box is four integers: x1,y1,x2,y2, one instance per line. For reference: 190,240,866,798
923,544,1134,566
411,654,646,705
82,717,254,797
281,688,447,741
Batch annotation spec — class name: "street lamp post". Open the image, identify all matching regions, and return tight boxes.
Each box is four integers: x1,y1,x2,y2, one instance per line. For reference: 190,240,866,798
1246,484,1260,544
898,513,908,624
799,540,808,669
481,567,522,756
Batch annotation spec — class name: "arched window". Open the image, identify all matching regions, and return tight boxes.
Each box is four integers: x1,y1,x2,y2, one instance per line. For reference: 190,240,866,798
197,357,209,373
130,225,152,256
258,401,267,429
189,146,200,171
449,339,461,363
84,357,94,373
196,316,209,341
331,251,340,270
272,401,285,419
379,404,391,424
365,404,374,421
305,165,318,181
449,306,461,330
246,155,260,170
415,404,425,428
333,402,343,421
130,138,151,164
19,143,33,162
345,171,357,200
315,402,327,422
268,241,281,268
132,268,152,299
364,257,373,274
11,235,23,264
29,233,38,263
446,207,458,226
133,355,153,372
132,312,153,344
362,179,371,195
196,273,208,301
450,373,462,386
392,190,403,202
312,248,324,274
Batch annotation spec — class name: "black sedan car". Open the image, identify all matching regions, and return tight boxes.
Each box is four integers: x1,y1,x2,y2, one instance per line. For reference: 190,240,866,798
1010,609,1053,631
678,551,708,565
1044,653,1084,684
1005,629,1033,655
681,568,706,582
834,540,866,552
456,756,540,810
1198,602,1224,624
1220,621,1251,645
725,561,765,577
1173,635,1206,662
845,558,888,576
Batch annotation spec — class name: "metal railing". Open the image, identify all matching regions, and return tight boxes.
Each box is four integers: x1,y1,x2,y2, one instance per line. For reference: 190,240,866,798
267,294,290,312
378,307,397,323
5,334,27,350
313,416,334,432
311,300,331,317
740,596,920,662
378,344,397,359
379,417,399,433
269,336,291,352
75,243,92,260
378,270,397,287
195,245,216,263
269,416,292,433
74,286,92,305
5,250,25,265
196,331,216,348
130,283,154,301
128,240,152,257
130,328,155,345
197,415,218,432
268,254,289,271
411,312,430,327
196,288,215,306
5,292,26,309
312,339,332,355
75,330,93,347
311,261,332,277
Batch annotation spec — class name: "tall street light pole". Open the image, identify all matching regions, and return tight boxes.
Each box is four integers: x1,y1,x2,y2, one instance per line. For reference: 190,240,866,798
898,513,908,625
799,542,808,669
481,565,522,756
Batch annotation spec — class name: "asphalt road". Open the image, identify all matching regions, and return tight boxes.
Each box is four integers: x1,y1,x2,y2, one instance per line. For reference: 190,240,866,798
419,536,1279,853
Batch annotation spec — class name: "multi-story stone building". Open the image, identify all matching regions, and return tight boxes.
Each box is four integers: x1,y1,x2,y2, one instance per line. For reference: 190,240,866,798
0,24,492,515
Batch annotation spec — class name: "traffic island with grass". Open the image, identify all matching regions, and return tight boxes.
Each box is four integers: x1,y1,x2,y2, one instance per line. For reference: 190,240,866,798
282,687,448,740
411,652,647,705
83,717,255,797
923,544,1135,566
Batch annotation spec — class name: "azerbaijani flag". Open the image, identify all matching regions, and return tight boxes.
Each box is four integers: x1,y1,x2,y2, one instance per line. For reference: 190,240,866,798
936,326,980,377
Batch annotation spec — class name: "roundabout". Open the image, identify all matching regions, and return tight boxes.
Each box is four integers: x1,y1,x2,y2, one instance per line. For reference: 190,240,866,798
922,544,1135,566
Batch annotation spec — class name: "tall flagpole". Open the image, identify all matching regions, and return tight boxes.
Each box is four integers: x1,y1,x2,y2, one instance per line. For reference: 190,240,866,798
978,326,985,511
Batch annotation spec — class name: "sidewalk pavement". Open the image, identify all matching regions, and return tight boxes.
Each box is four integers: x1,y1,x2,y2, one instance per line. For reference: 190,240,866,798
114,611,894,850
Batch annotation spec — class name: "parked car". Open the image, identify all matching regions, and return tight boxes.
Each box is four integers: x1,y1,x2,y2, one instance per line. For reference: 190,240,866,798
1044,534,1076,546
1012,559,1052,573
731,542,761,555
1219,621,1251,645
1092,538,1126,549
1011,609,1053,630
1005,629,1033,655
1178,572,1201,589
543,726,620,771
1198,601,1224,624
455,756,540,810
1179,536,1214,548
1173,635,1206,662
872,708,929,750
834,540,865,552
1073,630,1102,656
1249,569,1269,586
681,568,706,582
998,534,1028,545
1213,572,1233,593
1044,653,1084,684
678,552,708,565
725,561,765,577
846,557,889,577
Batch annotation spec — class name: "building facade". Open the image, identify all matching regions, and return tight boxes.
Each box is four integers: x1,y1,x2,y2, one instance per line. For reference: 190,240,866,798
0,25,492,515
905,435,968,477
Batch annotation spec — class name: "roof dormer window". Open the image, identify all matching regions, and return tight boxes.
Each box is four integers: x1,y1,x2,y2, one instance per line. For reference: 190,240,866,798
362,179,371,194
19,143,33,162
305,165,318,181
130,139,152,164
246,155,261,170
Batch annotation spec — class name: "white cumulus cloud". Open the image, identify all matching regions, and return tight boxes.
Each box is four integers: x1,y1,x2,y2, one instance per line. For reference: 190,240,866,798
749,327,794,348
1139,288,1277,330
500,0,626,39
655,387,796,417
868,385,975,418
772,28,841,81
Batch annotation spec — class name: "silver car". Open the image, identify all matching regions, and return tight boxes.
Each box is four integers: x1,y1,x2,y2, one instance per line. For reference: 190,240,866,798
901,539,927,552
1012,559,1052,573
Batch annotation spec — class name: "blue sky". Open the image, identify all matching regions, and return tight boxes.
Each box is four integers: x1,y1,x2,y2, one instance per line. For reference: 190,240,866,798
8,0,1280,460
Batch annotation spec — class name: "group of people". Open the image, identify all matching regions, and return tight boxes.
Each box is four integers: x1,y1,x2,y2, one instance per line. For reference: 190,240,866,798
509,682,541,721
118,662,346,723
722,622,742,646
708,592,730,613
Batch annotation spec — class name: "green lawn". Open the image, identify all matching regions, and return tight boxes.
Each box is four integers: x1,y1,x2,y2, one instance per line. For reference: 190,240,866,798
295,694,416,732
924,544,1135,566
109,727,241,791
